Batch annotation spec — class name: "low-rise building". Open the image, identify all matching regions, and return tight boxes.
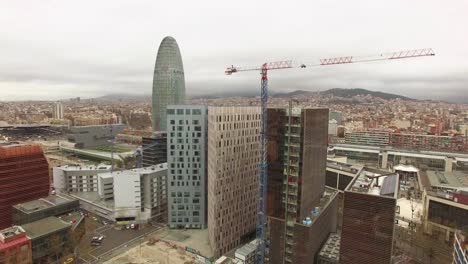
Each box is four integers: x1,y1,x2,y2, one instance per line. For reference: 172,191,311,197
12,194,79,225
67,124,124,149
21,217,72,263
0,226,32,264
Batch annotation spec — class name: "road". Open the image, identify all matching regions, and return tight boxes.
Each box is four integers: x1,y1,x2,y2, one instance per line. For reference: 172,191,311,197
77,224,163,263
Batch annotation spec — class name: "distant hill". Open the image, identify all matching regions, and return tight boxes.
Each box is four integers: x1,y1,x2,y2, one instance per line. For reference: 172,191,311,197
320,88,411,100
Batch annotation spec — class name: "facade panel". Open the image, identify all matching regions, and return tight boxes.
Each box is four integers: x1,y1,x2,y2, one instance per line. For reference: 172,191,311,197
167,105,208,229
208,107,261,257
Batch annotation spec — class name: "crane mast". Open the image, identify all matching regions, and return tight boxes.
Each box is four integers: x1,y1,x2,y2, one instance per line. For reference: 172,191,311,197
225,48,434,264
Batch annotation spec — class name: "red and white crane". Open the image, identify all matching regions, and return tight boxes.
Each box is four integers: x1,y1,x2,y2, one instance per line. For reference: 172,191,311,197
225,48,435,264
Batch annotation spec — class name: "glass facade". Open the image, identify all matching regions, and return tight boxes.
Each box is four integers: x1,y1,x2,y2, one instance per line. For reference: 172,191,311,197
152,36,186,131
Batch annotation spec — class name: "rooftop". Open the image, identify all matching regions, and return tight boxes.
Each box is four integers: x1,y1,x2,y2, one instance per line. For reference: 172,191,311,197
22,217,71,240
13,194,76,213
0,226,26,243
318,233,340,263
98,163,167,179
347,168,398,198
425,170,468,189
57,164,111,171
326,160,362,174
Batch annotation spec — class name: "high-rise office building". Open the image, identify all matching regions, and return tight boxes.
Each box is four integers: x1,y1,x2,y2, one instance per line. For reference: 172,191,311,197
267,108,338,264
167,105,208,229
208,107,261,257
340,171,398,264
0,143,50,229
152,36,186,131
52,101,64,120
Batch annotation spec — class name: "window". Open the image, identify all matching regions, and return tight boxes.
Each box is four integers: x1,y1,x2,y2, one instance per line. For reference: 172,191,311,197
170,120,175,125
167,109,175,114
192,109,201,115
186,109,191,114
192,120,199,125
177,109,184,115
194,126,201,131
193,198,200,204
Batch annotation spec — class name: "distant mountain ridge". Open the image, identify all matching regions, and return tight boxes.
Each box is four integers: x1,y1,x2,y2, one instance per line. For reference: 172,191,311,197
272,88,411,100
320,88,411,100
96,88,412,102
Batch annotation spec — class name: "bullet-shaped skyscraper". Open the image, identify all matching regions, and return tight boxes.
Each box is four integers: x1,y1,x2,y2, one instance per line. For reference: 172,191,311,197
152,36,186,131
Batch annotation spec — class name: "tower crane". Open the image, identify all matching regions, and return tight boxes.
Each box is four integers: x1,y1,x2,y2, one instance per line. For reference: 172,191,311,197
225,48,435,264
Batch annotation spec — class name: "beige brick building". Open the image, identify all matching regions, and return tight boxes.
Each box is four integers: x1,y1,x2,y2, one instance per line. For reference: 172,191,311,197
207,107,261,257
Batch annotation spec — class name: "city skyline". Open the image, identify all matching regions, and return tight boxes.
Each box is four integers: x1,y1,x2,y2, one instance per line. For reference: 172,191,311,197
0,1,467,102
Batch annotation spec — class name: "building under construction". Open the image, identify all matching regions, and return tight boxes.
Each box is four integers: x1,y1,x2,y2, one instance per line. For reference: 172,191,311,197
266,107,339,264
0,142,50,229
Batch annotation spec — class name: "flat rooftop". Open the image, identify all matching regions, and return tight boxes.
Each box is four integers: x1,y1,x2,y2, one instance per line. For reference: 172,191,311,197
346,168,398,198
156,228,213,259
98,163,168,179
57,164,111,171
318,233,340,263
327,160,362,174
14,194,76,214
425,170,468,189
22,217,71,240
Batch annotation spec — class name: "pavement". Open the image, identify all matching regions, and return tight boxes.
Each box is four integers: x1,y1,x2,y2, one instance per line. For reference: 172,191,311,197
76,214,163,264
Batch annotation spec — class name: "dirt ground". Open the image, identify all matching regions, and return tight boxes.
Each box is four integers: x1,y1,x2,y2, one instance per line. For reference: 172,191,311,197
103,240,198,264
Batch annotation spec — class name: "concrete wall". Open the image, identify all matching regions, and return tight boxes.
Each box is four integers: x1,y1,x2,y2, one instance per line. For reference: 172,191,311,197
114,172,141,209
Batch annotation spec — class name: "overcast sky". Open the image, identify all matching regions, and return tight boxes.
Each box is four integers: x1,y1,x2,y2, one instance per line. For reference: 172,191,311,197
1,0,467,102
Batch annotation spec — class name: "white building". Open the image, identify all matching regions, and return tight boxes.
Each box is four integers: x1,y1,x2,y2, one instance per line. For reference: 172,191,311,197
53,165,111,193
329,119,338,136
53,101,64,119
72,164,168,224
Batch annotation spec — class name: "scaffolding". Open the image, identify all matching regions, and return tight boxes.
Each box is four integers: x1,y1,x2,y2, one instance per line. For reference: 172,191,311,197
282,102,301,264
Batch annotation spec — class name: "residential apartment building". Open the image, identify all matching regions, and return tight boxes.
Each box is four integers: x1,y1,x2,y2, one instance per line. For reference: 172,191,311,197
208,107,261,257
53,165,111,193
345,130,390,146
167,105,208,229
0,143,50,229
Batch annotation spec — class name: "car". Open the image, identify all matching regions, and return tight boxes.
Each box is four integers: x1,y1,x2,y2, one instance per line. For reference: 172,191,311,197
130,224,135,229
92,217,98,221
125,225,130,229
